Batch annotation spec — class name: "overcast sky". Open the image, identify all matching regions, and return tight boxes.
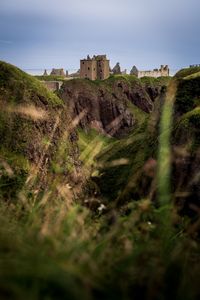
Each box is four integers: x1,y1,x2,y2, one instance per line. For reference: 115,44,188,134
0,0,199,72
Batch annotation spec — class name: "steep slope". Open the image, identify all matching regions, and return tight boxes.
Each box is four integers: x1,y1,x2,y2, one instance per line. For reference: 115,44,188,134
59,75,169,138
91,68,200,217
0,61,81,201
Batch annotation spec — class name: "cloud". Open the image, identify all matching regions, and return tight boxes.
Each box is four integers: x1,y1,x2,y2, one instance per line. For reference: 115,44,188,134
0,0,199,70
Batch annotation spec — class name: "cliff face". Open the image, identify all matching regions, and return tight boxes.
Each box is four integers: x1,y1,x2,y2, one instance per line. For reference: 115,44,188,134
59,76,168,138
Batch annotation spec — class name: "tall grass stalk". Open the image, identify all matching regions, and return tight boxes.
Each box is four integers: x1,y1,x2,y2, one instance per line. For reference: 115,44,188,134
157,80,177,206
157,80,177,251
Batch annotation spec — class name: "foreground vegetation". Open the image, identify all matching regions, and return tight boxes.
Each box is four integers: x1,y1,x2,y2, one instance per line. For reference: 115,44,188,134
0,197,200,300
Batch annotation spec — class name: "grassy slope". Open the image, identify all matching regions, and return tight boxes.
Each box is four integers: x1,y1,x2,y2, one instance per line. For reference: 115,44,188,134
0,62,62,105
0,61,78,202
35,75,69,82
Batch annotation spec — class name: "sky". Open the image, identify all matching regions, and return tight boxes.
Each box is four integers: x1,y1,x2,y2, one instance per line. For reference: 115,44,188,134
0,0,200,73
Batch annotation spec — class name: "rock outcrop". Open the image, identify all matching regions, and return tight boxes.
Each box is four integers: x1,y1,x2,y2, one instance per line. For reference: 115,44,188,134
59,76,167,138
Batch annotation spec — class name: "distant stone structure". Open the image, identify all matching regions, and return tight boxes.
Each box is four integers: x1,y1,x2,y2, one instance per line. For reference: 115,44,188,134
80,55,110,80
189,64,200,68
130,65,169,78
130,66,138,76
121,69,127,75
112,62,121,75
50,68,65,76
43,69,48,76
70,69,80,78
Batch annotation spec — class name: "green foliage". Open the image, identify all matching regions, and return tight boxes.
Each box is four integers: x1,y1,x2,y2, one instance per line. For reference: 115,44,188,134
140,76,171,86
0,61,63,106
78,128,114,154
175,66,200,79
175,76,200,114
157,80,177,207
0,198,199,300
105,74,139,86
0,61,72,202
174,107,200,150
35,75,67,82
94,125,155,202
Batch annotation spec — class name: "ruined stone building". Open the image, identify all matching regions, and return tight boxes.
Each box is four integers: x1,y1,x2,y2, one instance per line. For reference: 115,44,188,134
43,69,48,76
130,65,170,78
189,64,200,68
43,68,68,77
80,55,110,80
112,62,121,75
50,68,66,76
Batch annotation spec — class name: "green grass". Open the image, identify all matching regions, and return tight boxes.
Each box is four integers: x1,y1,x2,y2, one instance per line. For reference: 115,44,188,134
175,76,200,114
0,61,74,202
0,194,199,300
0,62,63,106
175,66,200,79
35,75,68,82
140,76,172,86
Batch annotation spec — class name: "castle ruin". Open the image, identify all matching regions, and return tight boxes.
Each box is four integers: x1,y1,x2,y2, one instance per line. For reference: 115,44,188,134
80,55,110,80
50,68,66,76
43,68,68,77
130,65,169,78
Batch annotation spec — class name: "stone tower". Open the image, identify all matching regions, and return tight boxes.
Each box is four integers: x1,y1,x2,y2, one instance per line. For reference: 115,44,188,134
80,55,110,80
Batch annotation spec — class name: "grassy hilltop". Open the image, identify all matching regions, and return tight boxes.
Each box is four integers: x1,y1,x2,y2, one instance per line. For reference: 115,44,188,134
0,62,200,300
0,61,82,202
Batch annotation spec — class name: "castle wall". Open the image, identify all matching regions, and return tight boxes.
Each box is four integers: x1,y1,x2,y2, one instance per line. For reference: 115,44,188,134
97,59,110,80
80,60,97,80
137,66,169,78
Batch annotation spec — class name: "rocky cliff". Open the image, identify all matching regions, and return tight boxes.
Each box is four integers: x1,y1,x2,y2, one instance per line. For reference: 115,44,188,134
59,75,169,138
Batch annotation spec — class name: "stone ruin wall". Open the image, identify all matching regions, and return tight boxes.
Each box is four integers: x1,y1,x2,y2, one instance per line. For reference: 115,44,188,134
137,66,169,78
